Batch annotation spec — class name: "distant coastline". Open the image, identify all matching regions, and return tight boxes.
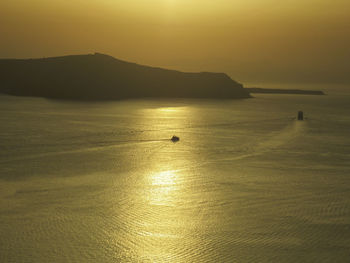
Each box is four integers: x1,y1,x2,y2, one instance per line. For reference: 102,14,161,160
0,53,251,100
246,87,325,95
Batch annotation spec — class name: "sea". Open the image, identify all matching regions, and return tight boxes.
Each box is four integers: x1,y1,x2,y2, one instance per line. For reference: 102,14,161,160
0,84,349,262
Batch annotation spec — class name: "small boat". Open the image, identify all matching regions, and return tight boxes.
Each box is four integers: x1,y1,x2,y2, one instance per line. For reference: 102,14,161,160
171,135,180,142
298,111,304,120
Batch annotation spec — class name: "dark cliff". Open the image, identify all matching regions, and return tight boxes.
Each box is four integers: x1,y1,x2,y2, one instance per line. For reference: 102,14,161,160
0,53,251,100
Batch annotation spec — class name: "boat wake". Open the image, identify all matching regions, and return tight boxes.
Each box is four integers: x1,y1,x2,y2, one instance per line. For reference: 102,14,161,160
218,119,306,163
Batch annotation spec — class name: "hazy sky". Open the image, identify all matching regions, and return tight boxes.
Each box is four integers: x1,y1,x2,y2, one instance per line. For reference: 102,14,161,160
1,0,349,84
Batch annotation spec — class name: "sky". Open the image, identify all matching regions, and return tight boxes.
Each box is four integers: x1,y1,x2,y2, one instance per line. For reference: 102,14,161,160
0,0,349,84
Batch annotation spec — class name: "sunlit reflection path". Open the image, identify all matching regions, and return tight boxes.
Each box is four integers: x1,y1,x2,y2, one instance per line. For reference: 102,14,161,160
105,104,206,261
148,170,180,206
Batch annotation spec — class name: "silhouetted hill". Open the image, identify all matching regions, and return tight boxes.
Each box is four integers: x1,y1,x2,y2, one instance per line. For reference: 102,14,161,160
0,53,251,100
247,87,325,95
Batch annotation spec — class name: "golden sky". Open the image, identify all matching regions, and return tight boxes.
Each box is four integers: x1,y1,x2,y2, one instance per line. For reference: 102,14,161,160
1,0,349,83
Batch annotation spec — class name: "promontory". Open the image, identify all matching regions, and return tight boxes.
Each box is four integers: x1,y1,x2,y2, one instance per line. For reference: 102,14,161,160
0,53,251,100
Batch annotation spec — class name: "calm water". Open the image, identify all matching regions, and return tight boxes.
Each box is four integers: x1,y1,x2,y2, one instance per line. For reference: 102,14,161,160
1,85,350,262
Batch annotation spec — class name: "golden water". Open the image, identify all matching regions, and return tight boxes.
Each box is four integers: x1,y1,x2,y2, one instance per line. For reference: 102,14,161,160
0,89,349,262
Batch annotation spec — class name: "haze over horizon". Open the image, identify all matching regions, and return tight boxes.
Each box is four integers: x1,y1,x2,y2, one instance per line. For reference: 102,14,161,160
1,0,349,84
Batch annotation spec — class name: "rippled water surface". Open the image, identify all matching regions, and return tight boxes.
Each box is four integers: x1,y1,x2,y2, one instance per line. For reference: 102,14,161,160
1,86,350,262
